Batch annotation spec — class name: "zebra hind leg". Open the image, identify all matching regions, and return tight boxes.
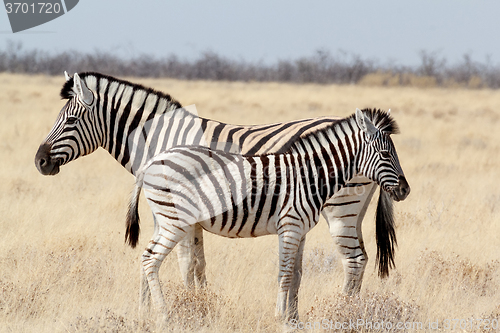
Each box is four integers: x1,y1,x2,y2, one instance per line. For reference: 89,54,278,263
139,265,152,318
142,220,195,323
139,213,160,315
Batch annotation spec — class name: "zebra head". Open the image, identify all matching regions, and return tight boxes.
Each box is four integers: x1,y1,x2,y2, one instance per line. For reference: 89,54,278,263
35,72,98,176
355,108,410,202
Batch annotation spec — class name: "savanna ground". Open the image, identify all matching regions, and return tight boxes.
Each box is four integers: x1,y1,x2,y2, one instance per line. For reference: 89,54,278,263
1,73,500,332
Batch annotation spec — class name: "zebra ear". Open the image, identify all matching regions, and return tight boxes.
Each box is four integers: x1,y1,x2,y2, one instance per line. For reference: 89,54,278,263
64,71,71,81
355,108,378,136
73,73,94,105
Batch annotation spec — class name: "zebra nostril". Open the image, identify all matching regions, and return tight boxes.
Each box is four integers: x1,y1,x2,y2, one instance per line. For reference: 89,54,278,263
35,143,54,173
397,176,410,199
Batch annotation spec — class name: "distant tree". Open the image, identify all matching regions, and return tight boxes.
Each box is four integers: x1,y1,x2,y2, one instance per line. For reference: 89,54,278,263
1,40,499,88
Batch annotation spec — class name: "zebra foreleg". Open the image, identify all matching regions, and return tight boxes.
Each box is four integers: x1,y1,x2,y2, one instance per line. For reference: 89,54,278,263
276,230,301,322
287,235,305,321
322,182,377,295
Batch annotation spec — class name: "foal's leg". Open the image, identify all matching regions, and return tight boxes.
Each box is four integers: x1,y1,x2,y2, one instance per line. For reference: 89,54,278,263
287,236,305,321
139,214,160,314
142,219,195,314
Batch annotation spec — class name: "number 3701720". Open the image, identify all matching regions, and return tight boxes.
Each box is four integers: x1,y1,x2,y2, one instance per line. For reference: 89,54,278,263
5,3,62,14
443,318,499,330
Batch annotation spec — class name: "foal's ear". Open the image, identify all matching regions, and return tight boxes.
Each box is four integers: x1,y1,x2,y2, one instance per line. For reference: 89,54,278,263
355,108,378,136
64,71,71,81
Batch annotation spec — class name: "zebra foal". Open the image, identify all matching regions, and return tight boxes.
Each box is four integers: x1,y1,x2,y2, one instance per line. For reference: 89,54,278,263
127,108,410,321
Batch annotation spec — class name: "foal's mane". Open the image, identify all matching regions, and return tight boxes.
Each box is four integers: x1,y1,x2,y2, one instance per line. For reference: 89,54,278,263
285,108,398,154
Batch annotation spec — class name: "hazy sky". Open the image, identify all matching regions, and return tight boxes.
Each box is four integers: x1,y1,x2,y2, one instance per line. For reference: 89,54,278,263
1,1,499,66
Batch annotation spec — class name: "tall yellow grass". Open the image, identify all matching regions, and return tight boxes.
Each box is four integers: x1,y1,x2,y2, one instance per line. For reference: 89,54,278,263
1,73,500,332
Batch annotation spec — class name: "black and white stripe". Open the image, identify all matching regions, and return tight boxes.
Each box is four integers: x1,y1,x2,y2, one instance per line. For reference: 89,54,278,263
127,108,410,321
35,72,400,308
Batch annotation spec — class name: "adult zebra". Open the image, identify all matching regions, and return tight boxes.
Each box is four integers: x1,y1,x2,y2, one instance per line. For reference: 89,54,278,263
35,72,397,309
128,108,410,321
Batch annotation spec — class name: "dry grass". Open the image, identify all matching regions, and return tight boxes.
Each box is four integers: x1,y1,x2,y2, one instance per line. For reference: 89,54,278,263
1,73,500,332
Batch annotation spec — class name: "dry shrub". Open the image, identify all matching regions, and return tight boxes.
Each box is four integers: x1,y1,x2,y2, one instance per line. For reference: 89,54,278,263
468,76,484,89
358,71,395,87
483,305,500,329
436,75,486,89
359,72,438,88
161,282,231,330
0,237,138,327
69,309,153,333
66,284,230,332
0,279,48,319
306,292,420,332
358,71,406,87
405,74,437,88
3,42,500,88
416,251,499,297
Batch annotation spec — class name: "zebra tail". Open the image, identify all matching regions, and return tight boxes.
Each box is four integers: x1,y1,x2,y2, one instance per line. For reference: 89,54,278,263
375,189,397,278
125,176,143,248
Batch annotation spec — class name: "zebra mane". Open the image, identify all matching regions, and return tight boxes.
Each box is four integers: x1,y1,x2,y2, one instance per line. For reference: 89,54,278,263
60,72,183,110
355,108,399,135
287,108,398,154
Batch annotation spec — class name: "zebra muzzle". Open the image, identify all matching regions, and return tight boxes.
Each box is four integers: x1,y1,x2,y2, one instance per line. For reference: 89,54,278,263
35,143,61,176
390,175,410,202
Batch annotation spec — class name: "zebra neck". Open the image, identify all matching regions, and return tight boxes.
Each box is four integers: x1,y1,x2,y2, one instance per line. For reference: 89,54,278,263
88,75,183,174
290,117,362,201
327,118,362,189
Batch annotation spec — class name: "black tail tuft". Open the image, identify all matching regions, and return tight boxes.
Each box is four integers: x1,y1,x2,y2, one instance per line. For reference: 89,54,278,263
375,189,397,278
125,183,142,248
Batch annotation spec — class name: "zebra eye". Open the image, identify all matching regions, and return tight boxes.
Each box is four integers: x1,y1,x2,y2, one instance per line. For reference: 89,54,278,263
379,150,391,159
66,116,79,125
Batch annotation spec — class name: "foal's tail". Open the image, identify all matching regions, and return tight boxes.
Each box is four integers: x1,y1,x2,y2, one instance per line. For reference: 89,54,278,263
375,189,397,278
125,173,144,248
